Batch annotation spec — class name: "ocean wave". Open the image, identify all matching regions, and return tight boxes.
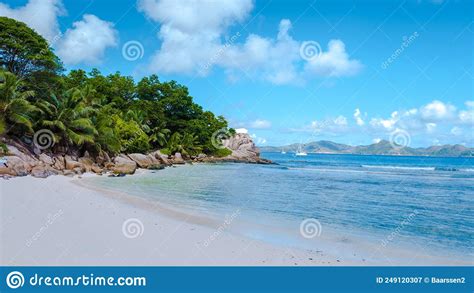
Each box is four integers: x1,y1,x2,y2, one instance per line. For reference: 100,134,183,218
361,165,435,171
361,165,474,172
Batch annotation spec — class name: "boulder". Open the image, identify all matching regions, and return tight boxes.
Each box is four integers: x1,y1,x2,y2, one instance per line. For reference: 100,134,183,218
5,156,31,176
31,165,59,178
52,155,65,170
148,164,165,170
0,166,16,176
150,150,171,166
112,156,137,175
6,145,37,165
95,151,111,165
172,152,185,164
91,164,103,174
78,157,94,172
221,133,267,163
104,162,115,170
128,153,153,168
62,170,75,177
38,153,53,166
65,155,84,171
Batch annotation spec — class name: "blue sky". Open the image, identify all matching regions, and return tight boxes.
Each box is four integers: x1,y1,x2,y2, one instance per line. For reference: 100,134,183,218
1,0,473,147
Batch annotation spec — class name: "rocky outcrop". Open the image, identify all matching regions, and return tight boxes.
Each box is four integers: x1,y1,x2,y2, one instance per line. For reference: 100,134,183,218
220,133,271,164
170,152,185,164
31,165,60,178
111,155,137,175
127,153,153,168
150,150,172,166
0,133,271,179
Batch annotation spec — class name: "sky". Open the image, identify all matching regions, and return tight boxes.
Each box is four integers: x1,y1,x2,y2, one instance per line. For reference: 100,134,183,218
0,0,472,147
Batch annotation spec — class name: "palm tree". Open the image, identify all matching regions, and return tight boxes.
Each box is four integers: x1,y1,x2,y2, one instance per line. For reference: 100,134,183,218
0,71,37,134
149,122,170,147
166,132,202,156
38,88,98,148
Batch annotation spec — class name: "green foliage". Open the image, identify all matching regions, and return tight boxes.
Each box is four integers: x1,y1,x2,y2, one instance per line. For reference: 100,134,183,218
0,17,62,92
113,115,150,153
214,148,232,157
38,87,98,148
0,17,235,157
0,71,37,135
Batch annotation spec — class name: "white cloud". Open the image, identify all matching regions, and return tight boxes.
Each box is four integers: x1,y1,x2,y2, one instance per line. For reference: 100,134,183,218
0,1,117,65
137,0,362,84
249,119,272,129
354,108,365,126
458,100,474,124
222,19,301,84
289,99,473,146
420,100,456,121
138,0,253,75
333,115,348,126
305,40,362,77
235,128,248,134
0,0,64,42
56,14,118,65
370,111,399,130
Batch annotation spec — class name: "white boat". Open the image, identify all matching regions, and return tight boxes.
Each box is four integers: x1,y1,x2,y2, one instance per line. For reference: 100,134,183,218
281,149,287,154
295,145,307,156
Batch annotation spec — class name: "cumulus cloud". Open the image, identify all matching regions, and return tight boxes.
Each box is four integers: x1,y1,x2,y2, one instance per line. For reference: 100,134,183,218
354,108,365,126
56,14,118,65
235,128,248,134
138,0,253,75
305,40,362,77
0,0,118,65
370,111,400,130
458,101,474,124
363,100,473,145
290,100,473,146
420,100,456,121
137,0,362,84
0,0,65,42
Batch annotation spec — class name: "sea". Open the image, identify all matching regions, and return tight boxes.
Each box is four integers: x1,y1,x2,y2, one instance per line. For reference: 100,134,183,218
83,153,474,263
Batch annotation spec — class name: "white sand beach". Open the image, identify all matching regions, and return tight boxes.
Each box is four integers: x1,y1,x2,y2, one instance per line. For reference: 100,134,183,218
0,175,468,266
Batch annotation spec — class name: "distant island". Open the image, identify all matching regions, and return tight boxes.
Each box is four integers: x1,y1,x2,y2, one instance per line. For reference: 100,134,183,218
260,140,474,157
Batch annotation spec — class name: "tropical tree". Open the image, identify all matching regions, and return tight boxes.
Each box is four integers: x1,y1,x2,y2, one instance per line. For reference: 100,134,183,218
0,17,62,77
165,132,202,156
148,123,170,148
0,71,37,135
38,88,97,148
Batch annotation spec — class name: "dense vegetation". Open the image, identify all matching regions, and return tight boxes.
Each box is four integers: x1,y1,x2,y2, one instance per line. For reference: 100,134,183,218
0,17,233,158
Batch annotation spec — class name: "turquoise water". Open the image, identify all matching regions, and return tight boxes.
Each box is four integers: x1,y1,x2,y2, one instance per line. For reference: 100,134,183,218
85,153,474,258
